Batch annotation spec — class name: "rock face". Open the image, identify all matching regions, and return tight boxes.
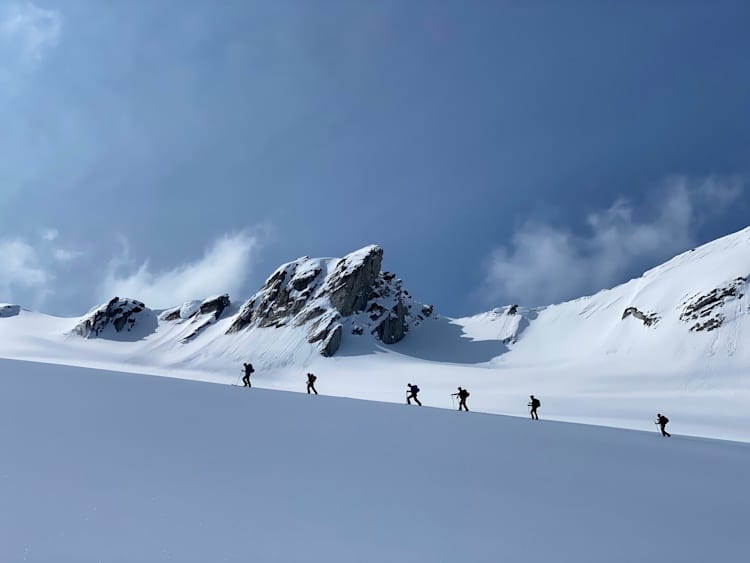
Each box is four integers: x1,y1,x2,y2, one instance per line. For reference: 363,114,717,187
73,298,150,338
621,307,660,327
226,245,430,356
160,294,231,342
680,277,746,332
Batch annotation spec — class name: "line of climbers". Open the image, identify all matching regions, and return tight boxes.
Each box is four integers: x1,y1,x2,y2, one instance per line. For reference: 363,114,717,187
240,362,672,436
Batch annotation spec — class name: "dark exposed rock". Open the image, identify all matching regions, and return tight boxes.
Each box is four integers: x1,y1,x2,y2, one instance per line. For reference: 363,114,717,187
73,297,150,338
224,245,431,356
690,318,723,332
160,308,182,322
321,323,343,357
178,295,231,343
622,307,660,327
376,301,409,344
0,304,21,318
307,315,340,344
226,298,257,334
507,304,519,316
200,294,230,317
325,247,383,316
680,277,746,332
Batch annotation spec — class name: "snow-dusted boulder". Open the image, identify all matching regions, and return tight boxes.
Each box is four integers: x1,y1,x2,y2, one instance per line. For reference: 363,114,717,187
226,245,431,356
621,307,660,327
0,304,21,318
73,298,155,339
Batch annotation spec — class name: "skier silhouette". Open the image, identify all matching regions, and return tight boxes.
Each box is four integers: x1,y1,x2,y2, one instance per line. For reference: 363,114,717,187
656,413,671,437
242,362,254,388
452,387,470,411
306,372,318,395
528,395,541,420
406,383,422,406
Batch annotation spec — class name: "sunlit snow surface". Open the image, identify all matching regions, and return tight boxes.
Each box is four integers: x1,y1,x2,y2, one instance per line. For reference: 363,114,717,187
1,228,750,443
1,359,747,562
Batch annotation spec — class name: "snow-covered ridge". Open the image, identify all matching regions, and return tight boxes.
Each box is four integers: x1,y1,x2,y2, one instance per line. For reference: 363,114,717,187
65,245,432,356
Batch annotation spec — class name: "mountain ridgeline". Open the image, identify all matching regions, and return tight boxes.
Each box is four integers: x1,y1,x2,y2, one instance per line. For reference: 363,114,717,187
20,226,750,365
71,245,433,356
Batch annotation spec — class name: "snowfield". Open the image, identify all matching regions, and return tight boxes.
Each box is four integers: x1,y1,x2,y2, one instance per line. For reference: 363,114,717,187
2,228,750,441
1,358,747,562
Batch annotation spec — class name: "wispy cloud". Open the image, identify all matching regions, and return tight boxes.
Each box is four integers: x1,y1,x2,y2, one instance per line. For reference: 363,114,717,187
0,237,53,305
0,229,86,307
98,232,263,309
482,176,744,306
0,2,62,61
52,247,82,262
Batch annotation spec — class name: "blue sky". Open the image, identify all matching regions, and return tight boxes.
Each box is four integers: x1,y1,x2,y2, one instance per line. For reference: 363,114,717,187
1,0,748,316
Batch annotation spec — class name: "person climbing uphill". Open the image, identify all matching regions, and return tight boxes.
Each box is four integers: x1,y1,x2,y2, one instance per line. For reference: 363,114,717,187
406,383,422,406
452,387,470,411
656,413,671,437
528,395,541,420
306,372,318,395
242,362,254,388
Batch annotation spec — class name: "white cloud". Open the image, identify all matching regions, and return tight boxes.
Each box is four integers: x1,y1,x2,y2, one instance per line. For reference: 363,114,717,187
99,232,262,309
0,2,61,61
483,176,743,306
0,237,53,304
52,247,82,262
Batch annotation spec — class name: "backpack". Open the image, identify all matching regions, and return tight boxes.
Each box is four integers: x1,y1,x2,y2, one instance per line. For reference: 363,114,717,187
246,363,254,374
463,390,470,398
309,374,317,383
661,416,669,424
412,385,419,394
533,398,541,408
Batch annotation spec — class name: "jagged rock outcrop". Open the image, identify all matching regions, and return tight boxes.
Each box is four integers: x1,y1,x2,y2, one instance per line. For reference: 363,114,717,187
161,294,231,343
73,297,150,338
226,245,431,356
680,277,746,332
621,307,660,327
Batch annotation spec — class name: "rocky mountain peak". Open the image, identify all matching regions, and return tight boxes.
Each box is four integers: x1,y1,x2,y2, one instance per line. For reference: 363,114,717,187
226,245,430,356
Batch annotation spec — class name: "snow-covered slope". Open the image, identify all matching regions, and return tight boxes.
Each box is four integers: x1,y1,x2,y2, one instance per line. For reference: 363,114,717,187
489,226,750,369
1,230,750,441
1,358,747,562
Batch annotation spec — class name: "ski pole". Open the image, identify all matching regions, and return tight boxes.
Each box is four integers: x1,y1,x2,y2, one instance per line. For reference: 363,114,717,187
450,394,456,410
